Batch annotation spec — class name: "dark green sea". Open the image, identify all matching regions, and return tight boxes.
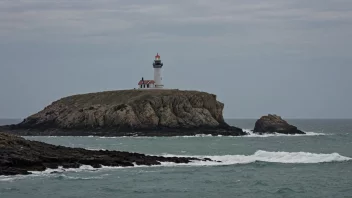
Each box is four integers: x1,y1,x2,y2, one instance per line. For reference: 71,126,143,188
1,119,351,198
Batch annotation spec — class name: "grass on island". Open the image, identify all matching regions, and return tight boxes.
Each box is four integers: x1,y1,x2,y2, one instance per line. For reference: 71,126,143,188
53,89,216,108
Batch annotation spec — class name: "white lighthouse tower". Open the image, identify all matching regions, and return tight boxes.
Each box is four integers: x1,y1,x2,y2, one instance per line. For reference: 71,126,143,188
153,53,164,88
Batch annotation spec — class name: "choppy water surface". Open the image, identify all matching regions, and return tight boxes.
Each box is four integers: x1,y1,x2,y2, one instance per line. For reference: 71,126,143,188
1,119,352,198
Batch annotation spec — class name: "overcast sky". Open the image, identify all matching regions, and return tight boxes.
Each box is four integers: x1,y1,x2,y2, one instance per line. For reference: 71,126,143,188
1,0,352,119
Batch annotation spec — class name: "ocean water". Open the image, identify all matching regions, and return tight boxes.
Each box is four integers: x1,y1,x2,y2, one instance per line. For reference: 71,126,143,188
1,119,352,198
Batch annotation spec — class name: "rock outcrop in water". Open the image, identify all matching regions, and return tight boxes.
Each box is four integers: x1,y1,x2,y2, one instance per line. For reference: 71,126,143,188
2,89,245,136
253,114,305,135
0,132,212,176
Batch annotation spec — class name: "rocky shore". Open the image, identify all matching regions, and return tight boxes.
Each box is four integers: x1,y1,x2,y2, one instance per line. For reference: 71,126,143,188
2,89,246,136
0,132,213,176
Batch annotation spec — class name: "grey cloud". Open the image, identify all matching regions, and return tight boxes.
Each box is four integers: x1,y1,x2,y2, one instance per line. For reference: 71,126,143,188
0,0,351,118
1,0,352,43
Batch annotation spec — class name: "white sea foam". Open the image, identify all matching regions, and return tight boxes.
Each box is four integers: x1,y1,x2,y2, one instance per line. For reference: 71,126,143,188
86,148,107,151
242,129,329,137
0,177,18,182
1,150,350,182
31,165,99,174
159,150,351,166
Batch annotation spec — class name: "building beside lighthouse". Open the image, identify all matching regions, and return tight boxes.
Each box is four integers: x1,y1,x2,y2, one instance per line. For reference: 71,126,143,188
138,53,164,89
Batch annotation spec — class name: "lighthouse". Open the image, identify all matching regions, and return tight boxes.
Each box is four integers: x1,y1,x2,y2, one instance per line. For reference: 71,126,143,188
153,53,164,88
137,53,165,89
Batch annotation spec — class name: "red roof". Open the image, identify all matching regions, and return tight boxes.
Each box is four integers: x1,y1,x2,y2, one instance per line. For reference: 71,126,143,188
155,53,160,58
138,80,155,85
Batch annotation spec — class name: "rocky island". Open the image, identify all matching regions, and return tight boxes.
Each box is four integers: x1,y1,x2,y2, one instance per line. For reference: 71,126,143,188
1,89,246,136
253,114,305,135
0,132,214,176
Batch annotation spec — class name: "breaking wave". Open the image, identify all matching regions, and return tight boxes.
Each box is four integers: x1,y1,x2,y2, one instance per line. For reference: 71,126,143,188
1,150,350,182
160,150,351,166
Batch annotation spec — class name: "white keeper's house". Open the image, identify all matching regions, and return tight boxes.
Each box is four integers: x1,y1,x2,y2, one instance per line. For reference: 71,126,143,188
138,53,164,89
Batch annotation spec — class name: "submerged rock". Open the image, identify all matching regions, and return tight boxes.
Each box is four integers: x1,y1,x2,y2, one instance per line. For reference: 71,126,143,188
253,114,305,135
0,132,212,176
2,89,245,136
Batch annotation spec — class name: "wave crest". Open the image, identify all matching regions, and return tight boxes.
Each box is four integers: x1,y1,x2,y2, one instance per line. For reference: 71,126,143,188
161,150,351,166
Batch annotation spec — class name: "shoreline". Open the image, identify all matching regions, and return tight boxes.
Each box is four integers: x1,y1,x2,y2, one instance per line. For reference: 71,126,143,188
0,125,248,137
0,132,215,176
